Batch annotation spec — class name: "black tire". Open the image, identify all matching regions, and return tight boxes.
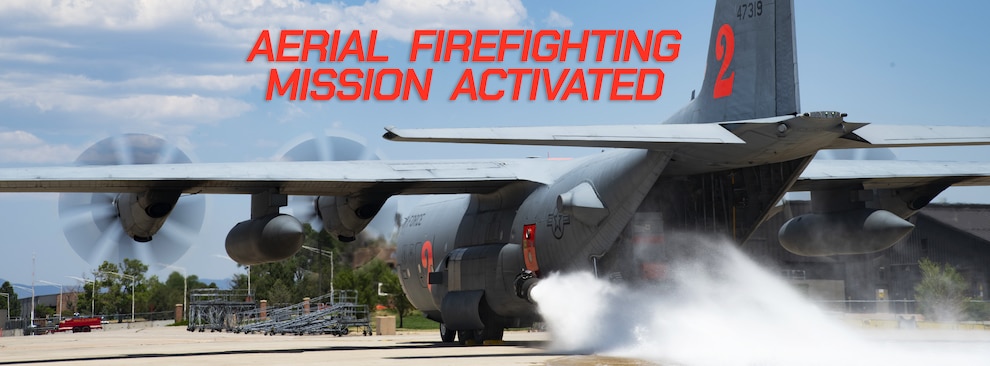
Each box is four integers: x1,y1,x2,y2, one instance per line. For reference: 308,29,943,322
82,326,91,332
439,323,456,343
480,325,503,342
456,330,482,345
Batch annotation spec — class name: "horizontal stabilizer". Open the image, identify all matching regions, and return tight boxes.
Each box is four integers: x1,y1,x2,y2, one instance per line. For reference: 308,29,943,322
826,124,990,149
383,124,746,149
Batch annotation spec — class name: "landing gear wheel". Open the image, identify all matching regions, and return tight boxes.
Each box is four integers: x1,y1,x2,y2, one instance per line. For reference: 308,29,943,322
456,330,476,345
480,326,503,342
440,323,455,343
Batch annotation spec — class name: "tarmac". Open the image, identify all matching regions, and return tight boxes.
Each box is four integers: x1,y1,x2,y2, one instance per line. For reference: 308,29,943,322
3,325,990,365
0,327,563,366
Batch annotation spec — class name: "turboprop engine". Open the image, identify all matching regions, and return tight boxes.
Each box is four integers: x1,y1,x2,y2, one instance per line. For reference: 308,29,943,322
314,195,387,242
57,134,206,266
115,190,181,242
778,208,914,256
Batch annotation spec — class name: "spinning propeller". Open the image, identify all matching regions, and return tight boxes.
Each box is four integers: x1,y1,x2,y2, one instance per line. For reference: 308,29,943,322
57,134,205,266
278,132,399,240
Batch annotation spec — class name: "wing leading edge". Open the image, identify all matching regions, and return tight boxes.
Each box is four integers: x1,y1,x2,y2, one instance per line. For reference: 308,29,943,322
386,116,990,152
794,159,990,191
0,159,560,196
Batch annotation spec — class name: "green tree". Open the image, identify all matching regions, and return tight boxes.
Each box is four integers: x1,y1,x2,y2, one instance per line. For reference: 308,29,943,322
145,275,172,313
268,279,295,305
1,281,21,317
380,269,412,327
350,259,396,311
88,259,151,319
94,261,123,317
74,276,99,316
35,303,55,319
915,258,970,321
248,257,305,305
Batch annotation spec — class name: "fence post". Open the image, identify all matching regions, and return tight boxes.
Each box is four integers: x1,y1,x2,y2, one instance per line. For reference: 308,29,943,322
174,304,183,324
260,300,267,321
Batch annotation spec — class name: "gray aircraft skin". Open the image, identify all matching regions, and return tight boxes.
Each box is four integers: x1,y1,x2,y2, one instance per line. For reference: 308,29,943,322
5,0,990,344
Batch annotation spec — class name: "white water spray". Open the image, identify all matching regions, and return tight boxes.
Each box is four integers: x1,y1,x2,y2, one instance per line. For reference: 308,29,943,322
530,236,989,365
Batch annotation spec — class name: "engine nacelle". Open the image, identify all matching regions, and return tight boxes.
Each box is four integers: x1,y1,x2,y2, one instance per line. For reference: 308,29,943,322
778,209,914,256
316,195,385,242
116,190,181,242
225,214,304,265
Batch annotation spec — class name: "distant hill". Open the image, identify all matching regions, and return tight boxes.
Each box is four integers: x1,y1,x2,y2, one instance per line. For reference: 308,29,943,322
0,279,62,298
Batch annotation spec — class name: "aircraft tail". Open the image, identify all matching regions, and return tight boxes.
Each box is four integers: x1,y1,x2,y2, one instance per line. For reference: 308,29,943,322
664,0,799,124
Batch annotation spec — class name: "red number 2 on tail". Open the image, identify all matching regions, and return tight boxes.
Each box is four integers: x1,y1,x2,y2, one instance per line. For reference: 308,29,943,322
713,24,735,99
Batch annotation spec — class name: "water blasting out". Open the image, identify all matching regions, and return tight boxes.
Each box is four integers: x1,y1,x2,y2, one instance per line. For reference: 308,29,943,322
529,235,989,366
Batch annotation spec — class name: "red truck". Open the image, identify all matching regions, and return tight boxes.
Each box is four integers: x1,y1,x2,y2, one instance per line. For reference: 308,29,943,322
56,317,103,333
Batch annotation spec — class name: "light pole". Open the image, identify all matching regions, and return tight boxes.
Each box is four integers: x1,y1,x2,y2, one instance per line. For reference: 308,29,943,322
100,271,136,323
301,245,334,296
158,263,187,320
31,254,35,325
37,280,63,323
67,276,96,317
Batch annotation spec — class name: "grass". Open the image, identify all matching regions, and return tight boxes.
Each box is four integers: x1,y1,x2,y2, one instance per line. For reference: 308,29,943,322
396,312,439,330
372,310,437,330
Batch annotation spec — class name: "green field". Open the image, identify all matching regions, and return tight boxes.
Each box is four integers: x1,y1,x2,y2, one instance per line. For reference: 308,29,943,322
394,312,438,330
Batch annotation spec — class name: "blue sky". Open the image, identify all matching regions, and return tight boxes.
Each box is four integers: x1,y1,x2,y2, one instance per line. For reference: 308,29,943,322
1,0,989,287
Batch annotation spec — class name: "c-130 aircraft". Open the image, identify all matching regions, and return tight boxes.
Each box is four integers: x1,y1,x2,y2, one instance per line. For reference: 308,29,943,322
5,0,990,344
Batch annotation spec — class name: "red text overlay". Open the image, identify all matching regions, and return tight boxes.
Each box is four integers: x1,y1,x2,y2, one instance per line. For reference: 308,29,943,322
246,29,681,101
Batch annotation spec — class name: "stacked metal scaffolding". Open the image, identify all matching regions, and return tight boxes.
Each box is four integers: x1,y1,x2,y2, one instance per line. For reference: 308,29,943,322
234,290,371,336
187,289,255,332
187,289,371,336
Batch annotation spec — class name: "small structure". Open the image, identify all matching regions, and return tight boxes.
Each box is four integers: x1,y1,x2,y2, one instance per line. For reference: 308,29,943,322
187,289,255,332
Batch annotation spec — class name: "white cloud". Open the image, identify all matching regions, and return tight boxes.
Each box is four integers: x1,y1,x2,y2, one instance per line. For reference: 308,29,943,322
124,74,266,92
343,0,528,40
0,36,77,63
0,130,79,163
0,0,528,43
544,10,573,28
0,0,196,30
0,73,253,126
0,0,531,141
94,94,253,121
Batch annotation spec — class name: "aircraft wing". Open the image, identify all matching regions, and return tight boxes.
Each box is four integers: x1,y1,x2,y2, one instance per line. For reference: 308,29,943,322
384,120,754,148
824,124,990,149
0,159,556,195
793,160,990,191
386,117,990,151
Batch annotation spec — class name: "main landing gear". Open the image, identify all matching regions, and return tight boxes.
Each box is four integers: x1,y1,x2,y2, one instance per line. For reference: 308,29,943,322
440,325,504,345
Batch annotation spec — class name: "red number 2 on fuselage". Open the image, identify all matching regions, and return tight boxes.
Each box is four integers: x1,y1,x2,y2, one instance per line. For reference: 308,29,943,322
713,24,735,99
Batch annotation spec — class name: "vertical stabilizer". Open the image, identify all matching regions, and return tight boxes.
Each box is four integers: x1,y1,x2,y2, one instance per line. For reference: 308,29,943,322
665,0,799,124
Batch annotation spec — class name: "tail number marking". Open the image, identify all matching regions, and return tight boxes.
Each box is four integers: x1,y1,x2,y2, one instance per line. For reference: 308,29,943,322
736,1,763,20
713,24,735,99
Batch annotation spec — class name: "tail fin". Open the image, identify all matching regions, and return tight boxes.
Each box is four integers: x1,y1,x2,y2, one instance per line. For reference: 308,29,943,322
664,0,799,124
